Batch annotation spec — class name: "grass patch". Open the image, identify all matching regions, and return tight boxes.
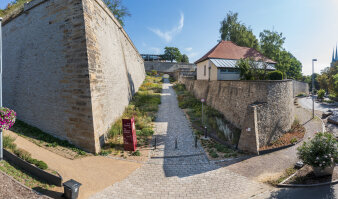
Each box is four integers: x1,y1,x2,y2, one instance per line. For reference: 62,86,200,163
267,167,297,186
296,92,307,97
3,135,48,170
103,75,162,155
323,99,334,104
0,0,33,20
0,160,53,189
10,120,87,157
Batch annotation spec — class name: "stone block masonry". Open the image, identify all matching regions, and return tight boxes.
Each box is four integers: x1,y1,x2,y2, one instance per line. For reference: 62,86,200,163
179,77,294,153
2,0,145,153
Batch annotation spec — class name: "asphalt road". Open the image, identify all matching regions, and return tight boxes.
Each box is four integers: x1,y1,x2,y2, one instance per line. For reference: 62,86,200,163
298,97,338,113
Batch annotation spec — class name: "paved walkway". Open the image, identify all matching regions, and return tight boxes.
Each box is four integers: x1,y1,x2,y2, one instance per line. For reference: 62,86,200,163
298,97,338,113
4,130,141,199
90,82,271,199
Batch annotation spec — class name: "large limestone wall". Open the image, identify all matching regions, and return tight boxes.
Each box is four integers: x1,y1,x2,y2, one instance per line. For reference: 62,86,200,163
179,78,294,149
2,0,145,153
82,0,145,149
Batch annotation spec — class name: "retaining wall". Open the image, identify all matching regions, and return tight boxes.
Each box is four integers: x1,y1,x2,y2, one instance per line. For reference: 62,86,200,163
2,0,145,153
292,80,309,97
144,61,196,73
179,77,294,153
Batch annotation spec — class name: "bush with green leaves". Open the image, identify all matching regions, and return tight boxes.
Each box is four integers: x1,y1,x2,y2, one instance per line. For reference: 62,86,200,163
317,89,325,99
268,70,283,80
297,132,338,169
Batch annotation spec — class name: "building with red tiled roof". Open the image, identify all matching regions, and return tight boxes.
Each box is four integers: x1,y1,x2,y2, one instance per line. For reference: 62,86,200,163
195,41,276,80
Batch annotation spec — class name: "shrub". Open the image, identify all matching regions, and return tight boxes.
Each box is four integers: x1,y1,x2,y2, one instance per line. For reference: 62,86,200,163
297,132,338,169
268,70,283,80
35,161,48,170
317,89,325,99
328,94,337,101
290,138,298,144
3,135,17,151
14,148,32,161
131,150,140,156
296,92,307,97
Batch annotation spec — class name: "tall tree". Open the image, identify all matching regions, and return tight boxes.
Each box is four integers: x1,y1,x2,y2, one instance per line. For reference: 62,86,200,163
103,0,130,27
219,12,259,50
163,47,182,62
259,29,302,79
181,54,189,63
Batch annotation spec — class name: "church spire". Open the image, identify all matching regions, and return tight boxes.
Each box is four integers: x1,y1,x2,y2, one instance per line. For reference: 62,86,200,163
336,44,338,61
333,48,335,62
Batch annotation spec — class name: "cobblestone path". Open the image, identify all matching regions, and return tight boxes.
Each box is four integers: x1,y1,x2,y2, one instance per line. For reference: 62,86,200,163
90,82,271,199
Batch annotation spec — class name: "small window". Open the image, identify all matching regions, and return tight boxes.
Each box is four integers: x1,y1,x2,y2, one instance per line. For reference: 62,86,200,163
204,65,206,76
220,68,239,74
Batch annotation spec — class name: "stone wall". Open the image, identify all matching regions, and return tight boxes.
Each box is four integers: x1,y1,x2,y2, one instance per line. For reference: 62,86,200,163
2,0,145,153
144,61,196,73
292,80,309,97
179,78,294,152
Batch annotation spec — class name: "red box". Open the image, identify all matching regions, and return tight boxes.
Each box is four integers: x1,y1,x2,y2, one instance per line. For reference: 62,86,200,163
122,117,137,151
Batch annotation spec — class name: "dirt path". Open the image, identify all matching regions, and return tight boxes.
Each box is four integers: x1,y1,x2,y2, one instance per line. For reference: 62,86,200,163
4,130,141,199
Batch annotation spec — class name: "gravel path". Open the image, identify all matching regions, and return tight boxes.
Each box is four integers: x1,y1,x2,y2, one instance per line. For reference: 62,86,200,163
90,82,271,199
0,171,46,199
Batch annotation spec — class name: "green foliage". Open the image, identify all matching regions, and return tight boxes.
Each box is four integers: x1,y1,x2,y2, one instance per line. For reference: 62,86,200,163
3,135,17,151
219,12,259,50
297,132,338,169
103,0,130,26
236,58,269,80
290,138,298,144
99,150,112,156
0,0,33,18
108,75,162,144
296,92,307,97
181,54,189,63
268,70,283,80
317,89,325,99
11,120,87,156
131,150,140,156
163,47,182,62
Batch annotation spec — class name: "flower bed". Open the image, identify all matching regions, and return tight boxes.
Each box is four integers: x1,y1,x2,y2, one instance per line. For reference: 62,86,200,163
259,119,305,151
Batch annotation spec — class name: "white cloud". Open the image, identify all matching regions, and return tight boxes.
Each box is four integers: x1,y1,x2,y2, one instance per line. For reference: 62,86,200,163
185,47,193,52
149,47,161,54
149,13,184,42
188,52,199,59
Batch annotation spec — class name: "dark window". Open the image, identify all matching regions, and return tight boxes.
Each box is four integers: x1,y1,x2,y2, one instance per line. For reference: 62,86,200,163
220,68,239,74
204,65,206,76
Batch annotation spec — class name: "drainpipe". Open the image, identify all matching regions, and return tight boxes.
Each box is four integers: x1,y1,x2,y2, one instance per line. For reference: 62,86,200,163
0,17,3,161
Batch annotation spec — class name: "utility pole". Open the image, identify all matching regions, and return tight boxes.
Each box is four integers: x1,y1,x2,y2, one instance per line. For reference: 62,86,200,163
0,17,3,161
312,59,317,119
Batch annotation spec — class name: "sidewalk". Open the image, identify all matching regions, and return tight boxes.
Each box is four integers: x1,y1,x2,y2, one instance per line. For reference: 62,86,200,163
4,130,141,199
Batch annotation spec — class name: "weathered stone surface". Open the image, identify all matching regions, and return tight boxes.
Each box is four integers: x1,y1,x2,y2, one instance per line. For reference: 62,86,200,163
179,77,294,150
292,80,309,97
2,0,145,153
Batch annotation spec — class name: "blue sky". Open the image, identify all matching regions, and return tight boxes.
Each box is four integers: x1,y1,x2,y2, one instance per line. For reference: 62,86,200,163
1,0,338,75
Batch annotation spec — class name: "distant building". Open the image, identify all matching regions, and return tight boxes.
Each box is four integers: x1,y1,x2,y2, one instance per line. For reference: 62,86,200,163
331,45,338,67
195,41,276,80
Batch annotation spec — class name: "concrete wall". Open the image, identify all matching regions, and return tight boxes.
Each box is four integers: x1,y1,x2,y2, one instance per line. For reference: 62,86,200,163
2,0,145,153
144,61,195,73
292,80,309,97
179,77,294,151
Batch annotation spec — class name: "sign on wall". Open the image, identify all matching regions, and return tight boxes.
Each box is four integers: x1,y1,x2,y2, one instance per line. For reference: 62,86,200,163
122,117,137,151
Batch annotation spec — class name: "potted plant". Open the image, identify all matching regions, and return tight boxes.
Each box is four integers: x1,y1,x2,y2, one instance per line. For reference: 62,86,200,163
0,107,16,130
297,132,338,177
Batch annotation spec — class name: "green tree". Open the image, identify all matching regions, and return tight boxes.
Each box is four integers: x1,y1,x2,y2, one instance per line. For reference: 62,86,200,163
219,12,259,50
316,73,329,92
259,29,302,79
181,54,189,63
103,0,130,27
163,47,182,62
259,30,285,61
236,58,269,80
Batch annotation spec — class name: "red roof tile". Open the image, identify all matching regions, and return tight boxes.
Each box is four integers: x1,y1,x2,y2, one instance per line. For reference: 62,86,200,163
195,41,276,64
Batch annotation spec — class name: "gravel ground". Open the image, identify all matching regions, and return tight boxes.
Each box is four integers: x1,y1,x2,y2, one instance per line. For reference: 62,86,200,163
0,171,46,199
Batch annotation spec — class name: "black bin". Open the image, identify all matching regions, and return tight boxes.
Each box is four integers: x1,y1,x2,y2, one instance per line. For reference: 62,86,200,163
63,179,82,199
